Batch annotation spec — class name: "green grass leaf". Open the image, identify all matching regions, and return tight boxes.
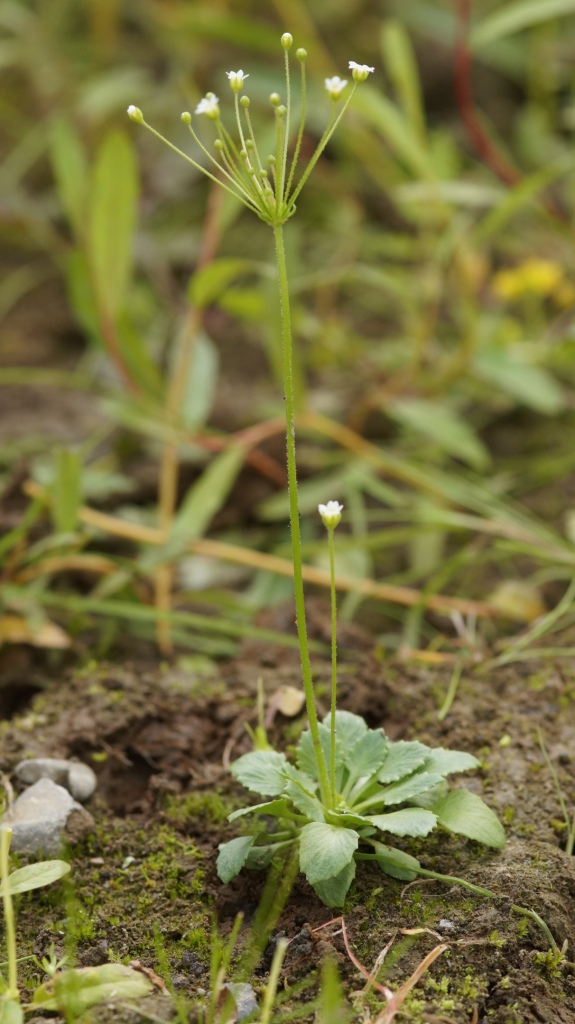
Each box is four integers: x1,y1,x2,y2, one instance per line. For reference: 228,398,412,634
389,398,490,470
52,448,81,535
188,258,255,310
472,0,575,49
381,20,426,145
50,118,89,237
434,790,506,848
473,349,565,415
299,822,359,885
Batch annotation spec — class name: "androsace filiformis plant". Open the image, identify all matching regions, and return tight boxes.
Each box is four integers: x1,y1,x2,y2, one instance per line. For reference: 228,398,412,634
128,37,504,908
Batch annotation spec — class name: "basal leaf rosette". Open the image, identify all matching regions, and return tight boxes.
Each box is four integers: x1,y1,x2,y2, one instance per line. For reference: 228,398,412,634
217,711,505,907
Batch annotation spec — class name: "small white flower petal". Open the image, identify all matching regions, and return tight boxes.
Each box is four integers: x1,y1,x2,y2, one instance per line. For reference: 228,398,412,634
227,69,249,92
318,501,344,528
195,93,220,118
324,76,348,100
348,61,375,83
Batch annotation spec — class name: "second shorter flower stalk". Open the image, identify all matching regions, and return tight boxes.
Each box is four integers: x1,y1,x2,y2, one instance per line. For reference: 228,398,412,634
319,501,343,802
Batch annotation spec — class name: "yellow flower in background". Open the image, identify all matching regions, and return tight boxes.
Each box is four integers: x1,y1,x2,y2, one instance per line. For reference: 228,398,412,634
492,258,568,302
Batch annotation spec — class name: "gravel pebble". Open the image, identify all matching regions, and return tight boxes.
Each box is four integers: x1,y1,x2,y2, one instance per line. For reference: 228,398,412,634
14,757,97,802
0,777,95,855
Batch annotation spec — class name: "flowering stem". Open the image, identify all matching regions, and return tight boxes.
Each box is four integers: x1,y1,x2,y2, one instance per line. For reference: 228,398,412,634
286,83,358,213
273,222,331,809
0,827,18,1000
328,524,338,799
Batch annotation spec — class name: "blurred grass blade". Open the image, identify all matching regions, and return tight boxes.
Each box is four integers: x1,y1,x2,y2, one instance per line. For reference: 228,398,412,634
472,0,575,49
353,86,436,182
188,258,254,310
381,20,426,145
474,157,575,243
388,398,490,470
115,314,163,398
50,117,89,237
88,129,138,318
473,350,565,415
52,448,82,534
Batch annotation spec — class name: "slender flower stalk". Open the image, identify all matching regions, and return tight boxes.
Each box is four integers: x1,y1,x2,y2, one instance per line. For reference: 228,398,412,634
319,501,343,800
128,39,373,805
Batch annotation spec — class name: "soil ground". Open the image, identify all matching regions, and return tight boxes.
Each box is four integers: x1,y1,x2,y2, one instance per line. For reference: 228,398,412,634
2,630,575,1024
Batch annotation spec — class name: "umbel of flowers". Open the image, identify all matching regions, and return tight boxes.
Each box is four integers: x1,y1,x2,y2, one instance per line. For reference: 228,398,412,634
127,45,373,228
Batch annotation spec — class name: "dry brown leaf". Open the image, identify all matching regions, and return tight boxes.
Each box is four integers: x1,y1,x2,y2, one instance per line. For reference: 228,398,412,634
0,614,71,649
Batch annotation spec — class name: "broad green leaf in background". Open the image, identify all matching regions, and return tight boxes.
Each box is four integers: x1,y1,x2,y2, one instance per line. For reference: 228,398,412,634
0,859,70,896
52,448,82,534
388,398,490,470
88,130,138,318
473,349,566,415
49,118,89,237
299,822,359,885
115,314,163,398
381,20,426,145
434,790,506,848
474,157,575,243
472,0,575,49
179,331,219,429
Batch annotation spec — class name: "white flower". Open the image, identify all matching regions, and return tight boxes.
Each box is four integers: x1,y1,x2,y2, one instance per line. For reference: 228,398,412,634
348,61,375,83
318,501,344,529
195,93,220,119
324,76,348,100
227,69,249,93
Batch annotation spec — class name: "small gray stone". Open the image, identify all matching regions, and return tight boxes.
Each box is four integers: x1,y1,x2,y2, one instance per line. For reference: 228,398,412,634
0,777,94,855
14,758,97,802
222,983,258,1020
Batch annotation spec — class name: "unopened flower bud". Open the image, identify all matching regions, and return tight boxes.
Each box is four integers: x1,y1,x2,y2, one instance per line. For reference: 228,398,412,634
240,95,250,108
296,48,307,62
180,111,192,125
281,32,293,49
127,105,143,124
269,92,281,107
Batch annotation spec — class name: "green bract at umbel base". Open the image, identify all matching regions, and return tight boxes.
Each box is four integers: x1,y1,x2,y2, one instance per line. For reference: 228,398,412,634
217,710,505,907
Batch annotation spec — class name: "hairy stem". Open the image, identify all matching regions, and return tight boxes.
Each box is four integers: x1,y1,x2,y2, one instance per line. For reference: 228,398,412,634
273,222,331,808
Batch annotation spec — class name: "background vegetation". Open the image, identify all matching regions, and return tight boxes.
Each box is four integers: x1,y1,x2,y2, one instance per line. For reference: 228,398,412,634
3,0,575,670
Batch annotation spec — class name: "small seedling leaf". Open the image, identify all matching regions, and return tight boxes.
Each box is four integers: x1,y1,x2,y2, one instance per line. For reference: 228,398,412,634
230,750,289,796
0,860,70,896
369,808,437,837
378,741,429,784
299,822,359,885
380,771,444,806
312,860,356,908
217,835,257,883
434,790,506,848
